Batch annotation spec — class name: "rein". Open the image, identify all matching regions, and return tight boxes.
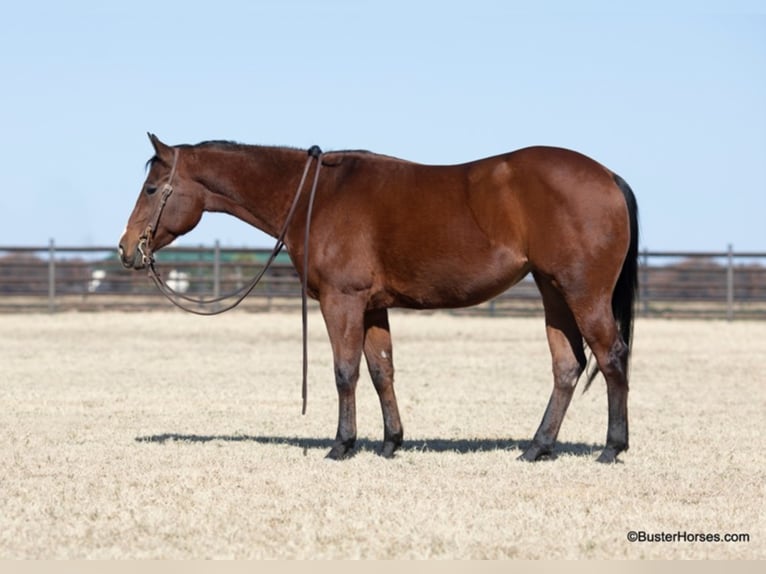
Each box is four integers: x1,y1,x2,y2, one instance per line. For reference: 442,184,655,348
139,145,323,415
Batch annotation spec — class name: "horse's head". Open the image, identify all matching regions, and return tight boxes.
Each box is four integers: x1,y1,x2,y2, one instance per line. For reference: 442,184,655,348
118,134,205,269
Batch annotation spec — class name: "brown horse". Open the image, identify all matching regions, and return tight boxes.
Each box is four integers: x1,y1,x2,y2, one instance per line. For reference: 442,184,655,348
119,134,638,463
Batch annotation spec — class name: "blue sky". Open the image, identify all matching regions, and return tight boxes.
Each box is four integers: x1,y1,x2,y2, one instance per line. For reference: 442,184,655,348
1,0,764,252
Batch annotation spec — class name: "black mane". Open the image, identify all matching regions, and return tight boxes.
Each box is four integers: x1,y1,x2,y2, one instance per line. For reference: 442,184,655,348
189,139,247,150
145,140,397,171
145,140,249,170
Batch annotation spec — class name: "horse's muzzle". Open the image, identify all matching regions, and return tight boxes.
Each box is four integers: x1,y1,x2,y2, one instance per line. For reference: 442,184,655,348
118,243,146,270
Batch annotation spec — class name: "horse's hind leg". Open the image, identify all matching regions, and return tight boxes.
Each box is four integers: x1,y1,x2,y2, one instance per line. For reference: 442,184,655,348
575,301,630,463
519,273,586,462
363,308,403,458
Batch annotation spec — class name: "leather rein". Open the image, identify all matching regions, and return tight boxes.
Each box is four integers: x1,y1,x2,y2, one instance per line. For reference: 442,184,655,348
137,145,323,414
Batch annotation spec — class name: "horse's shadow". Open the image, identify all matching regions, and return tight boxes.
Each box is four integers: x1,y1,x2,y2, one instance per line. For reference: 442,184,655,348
135,432,602,459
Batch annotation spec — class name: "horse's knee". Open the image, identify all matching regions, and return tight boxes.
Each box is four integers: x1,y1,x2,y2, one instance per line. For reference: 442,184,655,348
334,363,359,393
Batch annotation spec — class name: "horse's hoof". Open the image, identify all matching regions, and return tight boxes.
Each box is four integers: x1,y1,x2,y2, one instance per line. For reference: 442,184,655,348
325,442,354,461
596,445,625,463
325,448,347,460
379,442,399,459
517,443,553,462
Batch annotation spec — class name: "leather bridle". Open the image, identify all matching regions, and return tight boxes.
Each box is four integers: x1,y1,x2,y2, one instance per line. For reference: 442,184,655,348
136,145,323,414
137,148,179,267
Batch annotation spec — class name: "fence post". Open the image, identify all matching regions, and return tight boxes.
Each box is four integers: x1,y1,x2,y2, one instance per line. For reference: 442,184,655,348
726,243,734,321
641,248,649,316
48,238,56,314
213,240,221,299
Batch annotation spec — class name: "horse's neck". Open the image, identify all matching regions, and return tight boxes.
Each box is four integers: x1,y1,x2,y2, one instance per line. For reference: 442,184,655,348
197,146,307,238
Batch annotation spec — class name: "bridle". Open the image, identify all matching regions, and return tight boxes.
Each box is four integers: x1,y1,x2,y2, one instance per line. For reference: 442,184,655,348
137,148,179,267
137,145,323,414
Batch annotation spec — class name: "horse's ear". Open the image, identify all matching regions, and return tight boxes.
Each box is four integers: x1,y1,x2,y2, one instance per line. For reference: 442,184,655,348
147,133,173,159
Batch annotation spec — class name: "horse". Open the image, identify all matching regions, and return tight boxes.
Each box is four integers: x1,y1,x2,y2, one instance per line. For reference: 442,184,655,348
119,133,639,463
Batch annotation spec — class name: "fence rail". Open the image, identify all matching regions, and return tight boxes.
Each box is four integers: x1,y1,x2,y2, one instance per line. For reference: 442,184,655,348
1,242,764,319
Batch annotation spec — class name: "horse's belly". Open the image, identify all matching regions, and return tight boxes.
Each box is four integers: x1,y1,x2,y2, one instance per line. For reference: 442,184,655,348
385,246,530,310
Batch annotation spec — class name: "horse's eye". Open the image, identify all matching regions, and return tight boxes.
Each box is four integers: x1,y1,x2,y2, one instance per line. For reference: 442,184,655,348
145,185,158,196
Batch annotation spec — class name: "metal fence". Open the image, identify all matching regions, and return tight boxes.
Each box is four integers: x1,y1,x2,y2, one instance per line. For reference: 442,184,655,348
1,242,764,319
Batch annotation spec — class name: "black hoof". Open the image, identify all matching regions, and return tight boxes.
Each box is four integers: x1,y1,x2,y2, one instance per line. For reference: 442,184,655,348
517,442,553,462
596,445,626,463
379,440,400,459
325,440,355,461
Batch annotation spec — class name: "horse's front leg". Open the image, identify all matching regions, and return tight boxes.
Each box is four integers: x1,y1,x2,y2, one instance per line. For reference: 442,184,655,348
363,308,403,458
320,292,366,460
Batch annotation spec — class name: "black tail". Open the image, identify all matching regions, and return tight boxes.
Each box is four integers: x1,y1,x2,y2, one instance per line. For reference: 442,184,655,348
584,172,639,390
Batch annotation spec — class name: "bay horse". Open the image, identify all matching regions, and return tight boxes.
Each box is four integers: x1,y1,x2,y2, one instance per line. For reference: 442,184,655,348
119,134,638,463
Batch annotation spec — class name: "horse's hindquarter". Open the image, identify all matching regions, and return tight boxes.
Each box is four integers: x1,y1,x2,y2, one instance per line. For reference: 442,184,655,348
506,147,632,286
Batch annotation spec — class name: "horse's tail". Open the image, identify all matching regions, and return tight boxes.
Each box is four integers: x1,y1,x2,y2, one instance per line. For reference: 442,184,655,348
584,172,639,390
612,172,640,365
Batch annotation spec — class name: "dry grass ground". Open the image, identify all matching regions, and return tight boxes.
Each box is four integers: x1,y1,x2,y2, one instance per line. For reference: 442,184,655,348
1,311,763,559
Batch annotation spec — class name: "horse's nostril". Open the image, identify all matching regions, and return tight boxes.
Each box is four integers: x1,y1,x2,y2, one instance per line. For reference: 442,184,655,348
117,244,133,269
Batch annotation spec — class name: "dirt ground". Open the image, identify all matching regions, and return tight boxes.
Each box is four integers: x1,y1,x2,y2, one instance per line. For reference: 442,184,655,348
1,311,763,559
